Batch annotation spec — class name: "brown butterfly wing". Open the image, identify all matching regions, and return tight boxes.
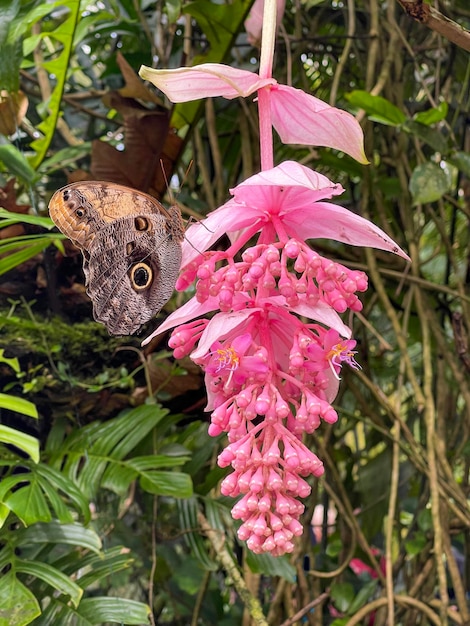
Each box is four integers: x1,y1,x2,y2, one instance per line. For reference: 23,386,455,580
86,214,183,335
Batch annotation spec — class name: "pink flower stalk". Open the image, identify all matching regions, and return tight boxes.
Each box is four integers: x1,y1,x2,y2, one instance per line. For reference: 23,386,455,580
139,0,410,556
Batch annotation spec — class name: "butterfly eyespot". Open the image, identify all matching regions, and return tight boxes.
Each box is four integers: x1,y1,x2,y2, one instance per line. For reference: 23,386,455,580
130,262,153,291
75,208,85,218
126,242,136,255
134,216,150,231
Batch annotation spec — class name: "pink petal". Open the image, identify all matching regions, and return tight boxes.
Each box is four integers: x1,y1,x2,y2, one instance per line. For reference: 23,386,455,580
182,200,263,267
192,308,262,360
289,299,352,338
281,200,411,260
270,85,369,164
139,63,275,102
233,160,344,201
141,295,220,345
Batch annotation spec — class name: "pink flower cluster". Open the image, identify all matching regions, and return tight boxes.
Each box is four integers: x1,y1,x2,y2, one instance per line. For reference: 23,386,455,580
144,162,409,556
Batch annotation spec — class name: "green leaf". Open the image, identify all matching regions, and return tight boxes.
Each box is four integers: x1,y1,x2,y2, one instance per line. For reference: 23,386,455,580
38,143,92,174
0,39,22,93
100,463,138,496
72,405,169,498
330,582,355,613
19,522,102,553
405,532,427,556
29,0,81,168
245,551,296,582
345,90,407,126
139,470,193,498
15,560,83,608
0,393,38,418
76,597,151,625
100,450,191,495
0,145,37,184
413,102,448,125
0,0,20,44
165,0,182,22
0,209,55,229
76,548,135,590
403,121,449,153
0,425,39,462
409,162,450,204
29,600,91,626
0,0,23,93
0,238,56,276
347,579,379,613
0,349,20,374
6,481,52,526
7,1,61,42
448,150,470,178
178,498,217,571
34,464,90,523
417,508,433,532
0,570,41,626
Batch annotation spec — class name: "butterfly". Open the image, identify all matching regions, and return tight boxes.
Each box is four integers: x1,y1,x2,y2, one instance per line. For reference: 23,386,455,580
49,181,184,335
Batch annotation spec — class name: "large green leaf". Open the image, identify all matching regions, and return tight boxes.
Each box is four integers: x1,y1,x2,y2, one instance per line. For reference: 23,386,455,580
101,452,190,495
0,570,41,626
330,582,355,613
0,0,22,93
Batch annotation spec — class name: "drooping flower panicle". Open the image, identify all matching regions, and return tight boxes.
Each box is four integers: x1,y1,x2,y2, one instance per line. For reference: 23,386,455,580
140,1,409,556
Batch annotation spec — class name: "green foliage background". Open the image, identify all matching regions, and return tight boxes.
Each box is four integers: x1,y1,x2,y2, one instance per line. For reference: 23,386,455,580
0,0,469,625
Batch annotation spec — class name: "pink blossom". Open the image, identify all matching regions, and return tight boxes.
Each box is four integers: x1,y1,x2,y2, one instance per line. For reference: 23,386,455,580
141,163,406,556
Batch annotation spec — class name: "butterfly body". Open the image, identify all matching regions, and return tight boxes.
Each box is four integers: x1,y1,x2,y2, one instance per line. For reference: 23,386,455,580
49,182,184,335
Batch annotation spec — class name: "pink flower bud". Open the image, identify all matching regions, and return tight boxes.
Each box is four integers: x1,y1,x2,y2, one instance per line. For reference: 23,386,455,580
249,466,265,493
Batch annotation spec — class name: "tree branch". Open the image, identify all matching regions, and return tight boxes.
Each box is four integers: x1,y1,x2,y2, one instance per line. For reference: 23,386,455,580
395,0,470,52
